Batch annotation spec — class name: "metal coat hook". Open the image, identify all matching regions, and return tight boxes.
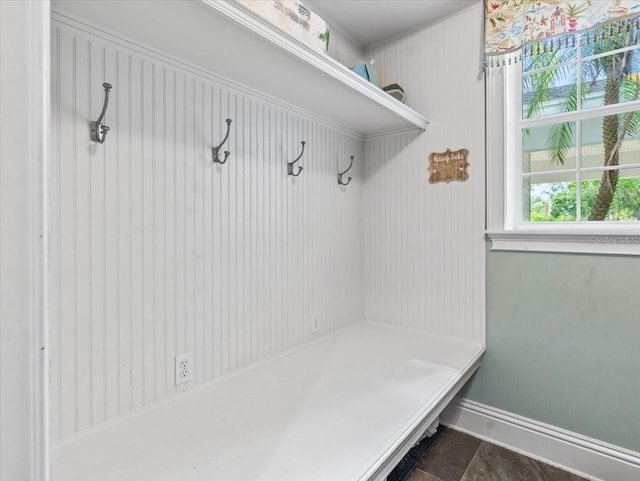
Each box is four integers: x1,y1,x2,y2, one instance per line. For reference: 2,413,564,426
338,155,354,186
90,82,112,143
212,119,232,164
287,141,305,177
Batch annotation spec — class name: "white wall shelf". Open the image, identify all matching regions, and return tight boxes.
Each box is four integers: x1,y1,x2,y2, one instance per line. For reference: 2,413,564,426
53,322,483,481
52,0,429,138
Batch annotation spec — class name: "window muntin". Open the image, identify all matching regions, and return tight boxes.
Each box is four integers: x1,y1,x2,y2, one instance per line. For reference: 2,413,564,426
518,30,640,224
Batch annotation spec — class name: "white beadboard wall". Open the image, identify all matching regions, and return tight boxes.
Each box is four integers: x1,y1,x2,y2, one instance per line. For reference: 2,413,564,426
49,17,364,443
326,22,363,69
363,4,485,343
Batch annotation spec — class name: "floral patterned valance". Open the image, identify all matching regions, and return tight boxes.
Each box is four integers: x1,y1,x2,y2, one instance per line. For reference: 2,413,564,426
485,0,640,68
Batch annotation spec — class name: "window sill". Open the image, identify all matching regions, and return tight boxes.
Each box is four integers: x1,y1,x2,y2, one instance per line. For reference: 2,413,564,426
487,229,640,256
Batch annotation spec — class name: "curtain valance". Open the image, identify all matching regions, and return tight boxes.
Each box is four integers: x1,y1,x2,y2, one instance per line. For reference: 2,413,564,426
485,0,640,68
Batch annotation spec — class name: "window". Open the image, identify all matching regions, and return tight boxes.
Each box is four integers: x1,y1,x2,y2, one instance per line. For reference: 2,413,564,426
487,28,640,255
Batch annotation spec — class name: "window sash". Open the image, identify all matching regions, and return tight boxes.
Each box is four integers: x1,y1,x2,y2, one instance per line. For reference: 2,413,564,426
521,99,640,128
486,59,640,255
523,163,640,177
514,40,640,225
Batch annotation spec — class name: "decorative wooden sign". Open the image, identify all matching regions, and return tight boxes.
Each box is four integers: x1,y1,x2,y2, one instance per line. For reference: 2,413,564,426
428,148,469,184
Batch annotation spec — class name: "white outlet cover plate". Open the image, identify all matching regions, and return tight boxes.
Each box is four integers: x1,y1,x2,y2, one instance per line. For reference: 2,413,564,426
175,353,193,385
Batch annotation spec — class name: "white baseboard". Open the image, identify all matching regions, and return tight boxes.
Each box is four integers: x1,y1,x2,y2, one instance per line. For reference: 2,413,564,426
441,398,640,481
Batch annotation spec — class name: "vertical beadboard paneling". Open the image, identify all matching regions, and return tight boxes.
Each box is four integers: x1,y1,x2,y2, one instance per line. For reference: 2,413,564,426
50,18,364,444
363,5,486,343
326,22,364,69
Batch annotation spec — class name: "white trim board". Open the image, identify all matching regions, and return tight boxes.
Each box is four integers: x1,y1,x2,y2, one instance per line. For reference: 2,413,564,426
487,231,640,256
441,398,640,481
0,0,50,479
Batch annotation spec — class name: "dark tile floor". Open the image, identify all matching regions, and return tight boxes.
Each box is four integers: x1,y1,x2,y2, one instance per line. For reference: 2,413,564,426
407,428,587,481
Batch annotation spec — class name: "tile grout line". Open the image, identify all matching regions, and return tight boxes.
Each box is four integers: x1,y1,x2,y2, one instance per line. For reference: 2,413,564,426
411,467,445,481
411,429,466,481
457,439,484,481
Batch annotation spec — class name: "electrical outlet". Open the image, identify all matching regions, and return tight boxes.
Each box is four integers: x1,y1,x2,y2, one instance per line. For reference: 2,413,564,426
175,352,193,385
311,312,320,334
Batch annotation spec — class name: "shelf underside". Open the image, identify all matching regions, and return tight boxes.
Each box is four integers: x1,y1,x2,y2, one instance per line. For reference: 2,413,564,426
51,0,429,138
53,322,483,481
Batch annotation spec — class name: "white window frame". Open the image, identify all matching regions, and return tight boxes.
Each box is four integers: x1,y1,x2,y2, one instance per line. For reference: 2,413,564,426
486,46,640,256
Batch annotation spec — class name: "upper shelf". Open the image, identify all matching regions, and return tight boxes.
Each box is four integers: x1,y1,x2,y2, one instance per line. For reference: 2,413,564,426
51,0,429,138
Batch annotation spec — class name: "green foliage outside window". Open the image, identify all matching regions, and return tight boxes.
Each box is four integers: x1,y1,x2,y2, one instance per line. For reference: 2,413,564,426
530,177,640,222
523,27,640,222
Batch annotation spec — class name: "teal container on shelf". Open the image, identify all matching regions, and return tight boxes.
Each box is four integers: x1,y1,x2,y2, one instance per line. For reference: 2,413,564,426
352,60,379,87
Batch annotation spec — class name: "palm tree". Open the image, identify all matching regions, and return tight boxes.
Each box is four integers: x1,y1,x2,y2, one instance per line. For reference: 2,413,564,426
587,37,639,220
524,26,640,221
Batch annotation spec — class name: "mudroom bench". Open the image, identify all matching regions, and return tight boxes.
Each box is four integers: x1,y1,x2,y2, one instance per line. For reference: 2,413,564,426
53,322,483,481
49,1,483,479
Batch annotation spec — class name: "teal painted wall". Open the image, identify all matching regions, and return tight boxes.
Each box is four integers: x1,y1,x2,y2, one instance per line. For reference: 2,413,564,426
460,246,640,452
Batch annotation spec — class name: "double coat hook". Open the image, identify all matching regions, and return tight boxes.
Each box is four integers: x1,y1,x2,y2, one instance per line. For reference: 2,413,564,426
287,141,305,177
338,155,354,186
212,119,232,164
90,82,112,143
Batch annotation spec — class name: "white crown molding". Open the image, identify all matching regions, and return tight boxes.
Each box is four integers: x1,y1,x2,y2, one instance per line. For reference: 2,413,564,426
302,0,365,51
367,1,483,52
442,398,640,481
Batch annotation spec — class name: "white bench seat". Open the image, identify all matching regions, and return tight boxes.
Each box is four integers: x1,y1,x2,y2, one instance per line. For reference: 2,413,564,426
52,322,484,481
